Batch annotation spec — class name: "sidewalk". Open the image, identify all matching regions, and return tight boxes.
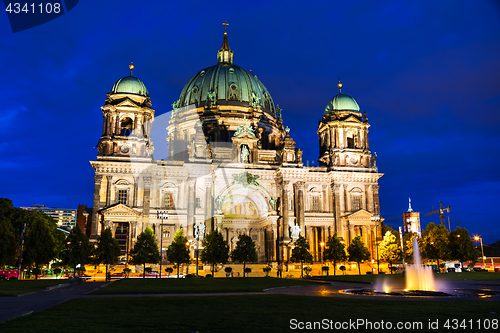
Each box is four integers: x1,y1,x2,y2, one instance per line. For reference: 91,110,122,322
0,281,108,322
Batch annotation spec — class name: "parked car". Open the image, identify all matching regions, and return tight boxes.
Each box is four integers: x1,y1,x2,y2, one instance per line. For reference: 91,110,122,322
167,273,185,278
145,271,159,278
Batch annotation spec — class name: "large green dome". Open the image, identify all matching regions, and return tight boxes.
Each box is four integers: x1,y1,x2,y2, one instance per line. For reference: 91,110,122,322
324,92,360,115
175,32,276,117
111,75,149,97
177,64,276,116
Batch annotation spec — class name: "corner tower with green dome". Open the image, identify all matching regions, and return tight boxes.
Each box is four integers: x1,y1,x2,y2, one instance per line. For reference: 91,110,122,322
95,62,155,162
317,81,383,246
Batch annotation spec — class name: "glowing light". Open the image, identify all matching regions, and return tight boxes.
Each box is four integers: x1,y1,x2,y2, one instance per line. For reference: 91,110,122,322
406,238,435,291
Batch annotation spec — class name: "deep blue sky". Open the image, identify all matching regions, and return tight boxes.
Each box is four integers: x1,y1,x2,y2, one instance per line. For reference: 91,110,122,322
1,1,499,243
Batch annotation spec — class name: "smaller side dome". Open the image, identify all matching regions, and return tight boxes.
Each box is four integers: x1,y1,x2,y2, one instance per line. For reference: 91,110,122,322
111,75,149,97
324,93,360,115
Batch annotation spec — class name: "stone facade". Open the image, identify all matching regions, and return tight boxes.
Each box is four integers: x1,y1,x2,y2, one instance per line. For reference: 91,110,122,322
89,33,384,264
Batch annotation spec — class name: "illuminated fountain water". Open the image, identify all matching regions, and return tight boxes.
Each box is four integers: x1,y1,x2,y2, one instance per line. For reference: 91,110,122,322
348,236,497,297
405,237,435,291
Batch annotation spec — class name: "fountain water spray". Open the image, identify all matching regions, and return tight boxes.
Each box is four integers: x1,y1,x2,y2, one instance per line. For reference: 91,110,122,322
405,237,435,291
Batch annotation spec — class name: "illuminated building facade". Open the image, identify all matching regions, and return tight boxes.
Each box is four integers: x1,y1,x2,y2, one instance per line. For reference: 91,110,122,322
403,198,421,237
21,204,76,228
89,28,383,262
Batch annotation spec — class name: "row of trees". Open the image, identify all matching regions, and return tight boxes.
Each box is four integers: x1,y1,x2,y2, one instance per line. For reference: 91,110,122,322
0,198,123,279
378,223,480,272
290,234,370,277
163,228,258,278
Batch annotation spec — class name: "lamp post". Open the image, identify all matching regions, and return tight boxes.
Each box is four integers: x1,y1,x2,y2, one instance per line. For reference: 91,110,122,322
157,211,168,278
474,236,485,269
320,242,325,263
194,225,200,278
371,215,381,274
17,222,26,280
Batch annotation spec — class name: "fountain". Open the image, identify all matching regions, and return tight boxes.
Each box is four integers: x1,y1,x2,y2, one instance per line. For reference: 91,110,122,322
343,236,498,298
405,237,435,291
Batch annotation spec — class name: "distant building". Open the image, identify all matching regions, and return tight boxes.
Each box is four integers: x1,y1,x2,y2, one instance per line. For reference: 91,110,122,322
21,204,77,228
77,204,93,237
403,198,421,237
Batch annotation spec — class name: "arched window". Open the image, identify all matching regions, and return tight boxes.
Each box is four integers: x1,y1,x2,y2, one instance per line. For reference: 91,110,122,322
346,132,355,148
120,117,133,136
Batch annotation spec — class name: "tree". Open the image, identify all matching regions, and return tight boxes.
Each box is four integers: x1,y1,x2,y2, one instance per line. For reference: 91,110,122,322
230,234,258,277
23,212,56,279
52,228,67,261
323,233,347,276
200,230,229,276
166,228,190,278
0,218,17,268
347,235,370,275
94,228,121,281
448,227,479,270
60,225,90,277
130,226,160,278
290,236,313,278
421,222,449,269
379,231,402,273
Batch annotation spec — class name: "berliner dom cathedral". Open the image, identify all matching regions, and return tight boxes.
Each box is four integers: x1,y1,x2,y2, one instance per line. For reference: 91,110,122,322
89,24,383,265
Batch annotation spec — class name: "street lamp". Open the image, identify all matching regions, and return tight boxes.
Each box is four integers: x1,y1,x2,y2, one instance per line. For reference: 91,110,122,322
157,211,168,278
371,215,381,274
195,225,200,278
320,242,325,264
474,236,485,269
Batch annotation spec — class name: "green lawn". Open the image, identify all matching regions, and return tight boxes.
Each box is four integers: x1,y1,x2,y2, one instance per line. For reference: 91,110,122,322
0,295,497,332
92,277,322,294
0,280,69,296
313,272,500,283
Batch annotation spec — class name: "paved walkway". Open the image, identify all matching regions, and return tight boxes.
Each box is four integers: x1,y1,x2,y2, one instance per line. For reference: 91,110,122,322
0,281,108,322
1,279,498,322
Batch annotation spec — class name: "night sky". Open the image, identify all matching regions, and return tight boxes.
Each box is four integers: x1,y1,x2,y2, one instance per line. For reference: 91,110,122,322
1,1,499,243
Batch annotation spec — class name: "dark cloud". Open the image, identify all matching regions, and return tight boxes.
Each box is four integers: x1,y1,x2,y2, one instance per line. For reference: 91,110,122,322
1,0,499,243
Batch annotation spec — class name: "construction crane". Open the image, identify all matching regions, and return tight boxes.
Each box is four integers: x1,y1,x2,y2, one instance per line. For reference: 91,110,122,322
424,201,451,230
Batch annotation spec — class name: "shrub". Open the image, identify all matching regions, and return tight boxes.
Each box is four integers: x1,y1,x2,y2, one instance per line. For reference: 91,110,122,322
224,267,232,273
262,266,272,277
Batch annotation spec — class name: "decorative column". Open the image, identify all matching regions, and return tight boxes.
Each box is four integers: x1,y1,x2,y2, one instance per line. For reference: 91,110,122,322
106,176,112,206
204,177,213,233
143,176,152,225
133,181,138,207
295,181,305,236
129,221,137,251
372,185,380,215
362,226,368,248
331,183,342,236
322,184,328,212
91,175,103,237
187,178,196,239
349,224,355,244
366,185,374,212
281,180,291,243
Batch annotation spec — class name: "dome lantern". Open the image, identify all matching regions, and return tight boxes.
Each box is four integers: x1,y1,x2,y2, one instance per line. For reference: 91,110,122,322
217,21,233,65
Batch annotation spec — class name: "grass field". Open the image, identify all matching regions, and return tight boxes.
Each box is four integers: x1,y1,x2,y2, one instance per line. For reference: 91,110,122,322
0,294,498,332
92,277,322,294
0,280,69,296
313,272,500,283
